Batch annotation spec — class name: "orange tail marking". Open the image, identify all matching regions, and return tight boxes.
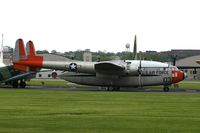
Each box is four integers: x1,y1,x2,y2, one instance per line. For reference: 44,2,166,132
27,40,36,57
18,39,26,59
13,39,44,72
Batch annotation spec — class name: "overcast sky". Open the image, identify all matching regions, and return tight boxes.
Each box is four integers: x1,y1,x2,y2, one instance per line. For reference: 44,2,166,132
0,0,200,53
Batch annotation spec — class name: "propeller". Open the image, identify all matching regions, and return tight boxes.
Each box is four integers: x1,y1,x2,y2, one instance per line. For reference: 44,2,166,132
138,53,142,87
138,53,142,75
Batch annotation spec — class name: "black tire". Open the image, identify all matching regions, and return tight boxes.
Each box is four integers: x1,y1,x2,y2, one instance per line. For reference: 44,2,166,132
12,81,18,88
111,87,120,91
20,81,26,88
106,87,110,91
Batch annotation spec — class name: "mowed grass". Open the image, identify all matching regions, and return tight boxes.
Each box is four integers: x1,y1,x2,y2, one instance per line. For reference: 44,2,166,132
178,81,200,89
26,79,70,87
0,89,200,133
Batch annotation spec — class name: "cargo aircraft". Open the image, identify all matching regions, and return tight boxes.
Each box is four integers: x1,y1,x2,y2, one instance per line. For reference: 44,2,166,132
13,38,185,92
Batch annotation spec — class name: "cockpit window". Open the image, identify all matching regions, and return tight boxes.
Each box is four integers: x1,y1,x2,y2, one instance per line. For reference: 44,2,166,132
169,66,178,70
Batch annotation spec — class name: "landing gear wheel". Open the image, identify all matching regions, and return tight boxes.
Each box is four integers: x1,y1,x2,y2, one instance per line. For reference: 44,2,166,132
113,87,120,91
163,87,169,92
12,81,18,88
20,81,26,88
106,87,110,91
106,87,120,91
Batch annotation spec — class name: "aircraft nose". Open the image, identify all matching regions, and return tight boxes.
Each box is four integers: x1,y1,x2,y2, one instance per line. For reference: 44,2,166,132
178,70,185,81
171,70,185,84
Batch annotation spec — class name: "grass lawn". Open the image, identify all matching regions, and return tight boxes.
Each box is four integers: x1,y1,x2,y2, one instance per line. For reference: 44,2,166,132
0,89,200,133
178,80,200,89
142,80,200,90
26,79,70,87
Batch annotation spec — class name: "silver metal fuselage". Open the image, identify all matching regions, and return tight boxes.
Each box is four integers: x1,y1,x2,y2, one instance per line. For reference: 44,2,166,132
42,60,179,87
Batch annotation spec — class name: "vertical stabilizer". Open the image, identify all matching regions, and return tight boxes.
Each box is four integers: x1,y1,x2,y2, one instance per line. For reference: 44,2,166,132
26,40,36,57
13,39,43,72
26,40,43,61
13,39,27,62
13,39,28,72
133,35,137,60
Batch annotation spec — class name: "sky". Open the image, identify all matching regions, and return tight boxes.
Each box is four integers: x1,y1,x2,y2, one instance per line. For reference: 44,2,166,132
0,0,200,53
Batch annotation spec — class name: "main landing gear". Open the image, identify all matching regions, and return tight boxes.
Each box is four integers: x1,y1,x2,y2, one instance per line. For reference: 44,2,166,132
12,80,26,88
106,86,120,91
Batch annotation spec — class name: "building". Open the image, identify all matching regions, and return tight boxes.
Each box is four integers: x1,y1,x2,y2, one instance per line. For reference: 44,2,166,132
83,49,92,62
175,55,200,80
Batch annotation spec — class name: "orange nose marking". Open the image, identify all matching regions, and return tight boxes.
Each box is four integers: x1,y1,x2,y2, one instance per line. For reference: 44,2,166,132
171,70,184,84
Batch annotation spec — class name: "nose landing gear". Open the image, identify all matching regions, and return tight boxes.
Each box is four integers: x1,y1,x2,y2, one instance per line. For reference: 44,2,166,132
163,86,169,92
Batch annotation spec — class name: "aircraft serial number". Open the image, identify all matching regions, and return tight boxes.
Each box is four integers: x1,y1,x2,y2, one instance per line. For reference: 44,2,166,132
142,71,169,75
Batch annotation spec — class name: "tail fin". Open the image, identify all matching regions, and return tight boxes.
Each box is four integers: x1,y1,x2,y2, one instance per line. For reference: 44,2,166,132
13,39,43,72
26,40,36,57
13,39,27,62
26,40,43,61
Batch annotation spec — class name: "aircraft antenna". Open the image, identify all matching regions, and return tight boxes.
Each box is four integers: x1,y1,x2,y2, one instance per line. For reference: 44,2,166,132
133,35,137,60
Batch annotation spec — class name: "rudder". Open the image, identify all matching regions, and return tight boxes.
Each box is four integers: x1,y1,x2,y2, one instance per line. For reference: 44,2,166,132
13,39,27,62
26,40,36,57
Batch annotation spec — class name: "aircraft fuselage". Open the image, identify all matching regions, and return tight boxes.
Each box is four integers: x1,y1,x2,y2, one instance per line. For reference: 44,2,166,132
57,60,184,87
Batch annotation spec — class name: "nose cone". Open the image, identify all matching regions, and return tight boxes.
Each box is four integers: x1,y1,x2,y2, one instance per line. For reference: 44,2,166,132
171,70,185,84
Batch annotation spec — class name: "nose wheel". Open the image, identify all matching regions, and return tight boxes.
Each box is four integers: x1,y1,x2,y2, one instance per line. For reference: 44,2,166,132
163,86,169,92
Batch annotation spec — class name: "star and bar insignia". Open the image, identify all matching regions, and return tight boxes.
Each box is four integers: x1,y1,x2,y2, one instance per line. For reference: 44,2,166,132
69,63,78,71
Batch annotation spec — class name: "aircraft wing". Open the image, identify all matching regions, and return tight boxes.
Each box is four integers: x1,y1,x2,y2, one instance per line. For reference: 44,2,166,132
94,62,125,74
5,72,36,82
